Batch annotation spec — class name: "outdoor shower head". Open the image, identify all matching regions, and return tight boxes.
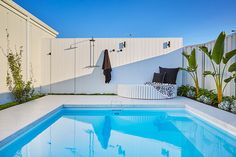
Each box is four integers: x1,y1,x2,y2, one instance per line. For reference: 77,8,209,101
64,46,78,50
89,37,95,42
64,38,94,51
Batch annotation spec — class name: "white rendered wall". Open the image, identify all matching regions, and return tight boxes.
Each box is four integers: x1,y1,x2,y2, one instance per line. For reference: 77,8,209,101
41,38,183,94
183,33,236,96
0,0,58,104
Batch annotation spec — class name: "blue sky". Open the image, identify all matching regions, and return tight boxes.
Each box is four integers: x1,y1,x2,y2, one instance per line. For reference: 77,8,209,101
14,0,236,45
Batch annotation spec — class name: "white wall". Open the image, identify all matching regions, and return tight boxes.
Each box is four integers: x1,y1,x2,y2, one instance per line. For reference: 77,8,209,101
41,38,183,94
0,0,58,104
44,33,236,96
183,33,236,96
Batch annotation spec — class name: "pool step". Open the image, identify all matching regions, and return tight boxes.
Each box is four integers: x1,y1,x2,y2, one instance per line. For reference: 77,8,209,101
111,109,123,115
110,100,124,115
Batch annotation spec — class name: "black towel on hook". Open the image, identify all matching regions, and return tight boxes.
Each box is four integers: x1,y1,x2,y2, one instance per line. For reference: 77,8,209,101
102,49,112,83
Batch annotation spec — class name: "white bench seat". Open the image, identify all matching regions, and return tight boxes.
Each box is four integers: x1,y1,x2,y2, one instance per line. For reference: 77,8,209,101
117,84,177,100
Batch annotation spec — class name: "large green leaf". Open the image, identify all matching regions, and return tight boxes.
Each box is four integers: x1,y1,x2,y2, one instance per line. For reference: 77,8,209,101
223,49,236,64
199,46,211,59
182,49,197,71
189,49,197,69
228,62,236,72
212,32,226,64
203,71,215,77
224,76,234,83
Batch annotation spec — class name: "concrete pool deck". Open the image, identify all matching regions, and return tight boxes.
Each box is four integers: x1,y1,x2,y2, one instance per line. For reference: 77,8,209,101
0,95,236,145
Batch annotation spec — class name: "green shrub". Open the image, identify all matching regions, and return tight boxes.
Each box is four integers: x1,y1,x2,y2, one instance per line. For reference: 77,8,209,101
3,29,34,103
197,95,212,105
178,85,236,114
198,88,218,105
222,96,235,103
177,85,191,97
180,48,199,97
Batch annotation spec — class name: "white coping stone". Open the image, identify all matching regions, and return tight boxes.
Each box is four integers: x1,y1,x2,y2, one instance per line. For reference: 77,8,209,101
0,95,236,144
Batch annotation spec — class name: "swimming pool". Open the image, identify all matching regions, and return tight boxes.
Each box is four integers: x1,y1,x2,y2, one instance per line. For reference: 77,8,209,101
0,107,236,157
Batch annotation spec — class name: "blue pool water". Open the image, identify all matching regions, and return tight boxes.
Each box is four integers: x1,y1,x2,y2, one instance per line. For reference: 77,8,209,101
0,108,236,157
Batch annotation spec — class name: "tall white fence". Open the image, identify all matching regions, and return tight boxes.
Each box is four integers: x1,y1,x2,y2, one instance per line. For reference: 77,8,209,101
182,33,236,96
41,38,183,94
0,0,58,103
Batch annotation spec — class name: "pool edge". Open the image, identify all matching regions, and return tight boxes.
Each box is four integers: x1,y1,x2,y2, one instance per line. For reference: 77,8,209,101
0,106,63,148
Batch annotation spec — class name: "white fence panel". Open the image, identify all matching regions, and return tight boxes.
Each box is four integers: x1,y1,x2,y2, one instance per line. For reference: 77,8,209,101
0,0,57,103
44,38,183,94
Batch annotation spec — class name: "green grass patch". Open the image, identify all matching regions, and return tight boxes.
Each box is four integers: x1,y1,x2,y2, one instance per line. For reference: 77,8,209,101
0,94,45,111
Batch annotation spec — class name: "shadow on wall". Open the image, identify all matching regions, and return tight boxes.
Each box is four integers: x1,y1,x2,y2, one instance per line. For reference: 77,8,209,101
0,87,43,104
0,92,14,104
41,48,183,94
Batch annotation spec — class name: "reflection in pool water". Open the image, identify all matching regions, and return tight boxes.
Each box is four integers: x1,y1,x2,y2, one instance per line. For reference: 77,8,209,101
0,109,236,157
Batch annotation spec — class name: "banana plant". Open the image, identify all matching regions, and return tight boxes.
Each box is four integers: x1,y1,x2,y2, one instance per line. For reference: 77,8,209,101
180,48,199,97
199,32,236,103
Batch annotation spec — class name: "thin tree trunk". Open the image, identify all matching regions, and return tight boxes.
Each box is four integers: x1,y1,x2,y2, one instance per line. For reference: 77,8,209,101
217,85,223,103
194,80,199,97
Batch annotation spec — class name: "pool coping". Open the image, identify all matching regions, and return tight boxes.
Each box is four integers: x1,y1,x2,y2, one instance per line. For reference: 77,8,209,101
0,106,63,148
0,95,236,147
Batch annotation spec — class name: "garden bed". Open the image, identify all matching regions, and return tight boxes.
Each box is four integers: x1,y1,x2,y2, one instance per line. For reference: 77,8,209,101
178,85,236,114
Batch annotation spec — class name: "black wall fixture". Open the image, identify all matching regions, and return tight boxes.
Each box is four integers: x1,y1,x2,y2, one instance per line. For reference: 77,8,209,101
123,41,126,48
108,41,127,53
117,41,126,52
167,41,171,47
119,41,126,49
163,41,171,49
117,49,123,52
109,49,115,52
